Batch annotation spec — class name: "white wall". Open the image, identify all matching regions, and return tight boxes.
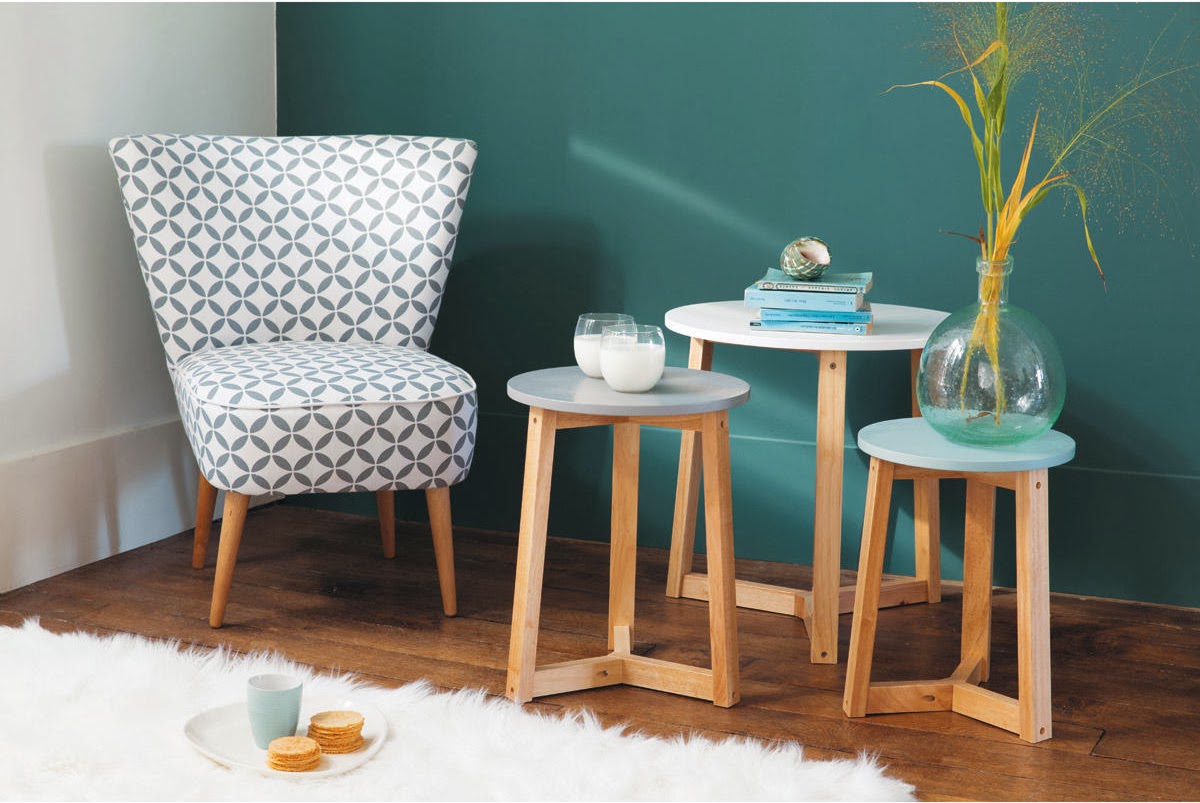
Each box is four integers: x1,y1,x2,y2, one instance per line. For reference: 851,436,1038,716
0,3,276,592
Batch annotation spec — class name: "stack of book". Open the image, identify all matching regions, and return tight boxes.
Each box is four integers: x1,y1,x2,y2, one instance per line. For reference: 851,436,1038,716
743,268,874,334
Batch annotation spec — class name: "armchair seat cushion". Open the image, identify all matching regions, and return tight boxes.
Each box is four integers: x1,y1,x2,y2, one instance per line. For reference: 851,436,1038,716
174,340,477,495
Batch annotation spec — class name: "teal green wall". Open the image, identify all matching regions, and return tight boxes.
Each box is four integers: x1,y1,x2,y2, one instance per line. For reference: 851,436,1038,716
276,3,1200,607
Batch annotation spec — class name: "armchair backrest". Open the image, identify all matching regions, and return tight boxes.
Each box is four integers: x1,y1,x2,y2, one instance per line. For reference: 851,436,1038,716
109,135,477,371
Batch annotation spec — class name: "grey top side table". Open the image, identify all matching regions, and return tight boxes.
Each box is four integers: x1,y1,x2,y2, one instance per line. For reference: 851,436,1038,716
505,365,750,709
663,299,950,665
507,366,750,417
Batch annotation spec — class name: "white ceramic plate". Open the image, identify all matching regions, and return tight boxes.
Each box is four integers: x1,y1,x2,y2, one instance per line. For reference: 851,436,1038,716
184,696,387,777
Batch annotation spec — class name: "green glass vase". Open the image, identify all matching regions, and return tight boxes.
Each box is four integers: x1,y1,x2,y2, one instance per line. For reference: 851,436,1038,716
917,257,1066,446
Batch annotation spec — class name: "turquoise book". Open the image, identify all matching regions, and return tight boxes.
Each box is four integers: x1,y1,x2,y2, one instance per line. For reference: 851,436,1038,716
744,286,865,312
759,302,873,324
754,268,874,294
749,319,873,335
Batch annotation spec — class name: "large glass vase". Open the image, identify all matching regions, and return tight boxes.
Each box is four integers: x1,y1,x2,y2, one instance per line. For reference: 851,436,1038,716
917,257,1066,446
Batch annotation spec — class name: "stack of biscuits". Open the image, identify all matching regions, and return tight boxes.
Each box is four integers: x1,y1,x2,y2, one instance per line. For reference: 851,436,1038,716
266,736,322,772
306,710,366,754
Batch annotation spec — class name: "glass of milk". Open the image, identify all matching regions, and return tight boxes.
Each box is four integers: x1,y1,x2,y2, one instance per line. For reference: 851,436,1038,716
599,324,666,393
574,313,634,377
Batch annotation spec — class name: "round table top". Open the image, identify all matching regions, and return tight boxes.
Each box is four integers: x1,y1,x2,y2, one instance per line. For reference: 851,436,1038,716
858,418,1076,472
507,366,750,417
664,300,949,352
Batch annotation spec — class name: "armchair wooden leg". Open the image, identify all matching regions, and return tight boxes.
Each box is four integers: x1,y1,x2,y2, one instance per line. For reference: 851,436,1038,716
193,473,219,569
426,486,457,617
209,491,250,628
376,490,396,559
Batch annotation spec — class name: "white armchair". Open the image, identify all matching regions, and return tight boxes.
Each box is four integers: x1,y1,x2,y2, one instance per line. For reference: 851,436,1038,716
109,134,478,627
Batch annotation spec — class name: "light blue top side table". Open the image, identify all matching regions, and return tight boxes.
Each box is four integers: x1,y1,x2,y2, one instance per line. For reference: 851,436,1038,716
663,300,949,664
844,417,1076,743
505,366,750,708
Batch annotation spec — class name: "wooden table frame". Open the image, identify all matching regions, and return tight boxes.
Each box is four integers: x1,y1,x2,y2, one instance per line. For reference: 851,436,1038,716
665,337,941,664
506,404,741,707
843,458,1053,742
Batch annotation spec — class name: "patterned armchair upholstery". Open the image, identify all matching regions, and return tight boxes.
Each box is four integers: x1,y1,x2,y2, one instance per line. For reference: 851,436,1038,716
109,135,478,627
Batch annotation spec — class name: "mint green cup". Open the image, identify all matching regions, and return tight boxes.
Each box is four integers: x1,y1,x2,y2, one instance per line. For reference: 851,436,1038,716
246,674,303,749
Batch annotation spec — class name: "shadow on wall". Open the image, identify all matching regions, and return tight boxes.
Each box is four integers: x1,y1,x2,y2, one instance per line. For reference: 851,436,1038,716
434,213,612,411
1047,385,1199,604
0,142,198,590
401,214,619,534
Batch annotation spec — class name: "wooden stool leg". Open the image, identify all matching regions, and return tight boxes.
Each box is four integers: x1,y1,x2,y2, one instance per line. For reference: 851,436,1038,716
913,478,942,603
666,337,713,597
193,473,219,569
958,479,996,683
701,410,739,707
506,408,558,704
609,423,640,651
209,491,250,628
376,490,396,559
843,457,895,717
909,348,941,604
1016,468,1053,742
811,349,848,664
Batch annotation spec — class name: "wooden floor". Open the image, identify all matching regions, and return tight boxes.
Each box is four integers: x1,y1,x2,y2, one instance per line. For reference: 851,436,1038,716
2,504,1198,801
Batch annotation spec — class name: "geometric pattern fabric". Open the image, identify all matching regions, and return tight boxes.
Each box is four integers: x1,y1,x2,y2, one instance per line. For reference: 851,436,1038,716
173,340,477,495
108,135,479,495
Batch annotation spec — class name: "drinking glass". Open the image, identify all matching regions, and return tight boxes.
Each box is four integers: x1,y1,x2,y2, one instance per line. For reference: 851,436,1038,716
574,313,634,377
599,324,666,393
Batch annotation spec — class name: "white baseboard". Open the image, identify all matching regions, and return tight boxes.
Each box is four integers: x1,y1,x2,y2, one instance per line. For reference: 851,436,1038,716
0,419,273,594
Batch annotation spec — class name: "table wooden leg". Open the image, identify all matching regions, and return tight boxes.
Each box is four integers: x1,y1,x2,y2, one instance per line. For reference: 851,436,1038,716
701,409,739,707
843,456,895,716
1016,468,1053,743
913,478,942,603
666,337,713,597
506,407,559,704
909,348,923,417
811,349,848,664
958,479,996,683
609,422,640,652
909,347,942,603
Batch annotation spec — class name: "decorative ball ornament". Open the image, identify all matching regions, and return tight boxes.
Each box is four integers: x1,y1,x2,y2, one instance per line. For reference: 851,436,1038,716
779,236,832,280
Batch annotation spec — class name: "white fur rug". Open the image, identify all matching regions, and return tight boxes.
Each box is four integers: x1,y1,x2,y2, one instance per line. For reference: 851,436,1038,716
0,620,914,801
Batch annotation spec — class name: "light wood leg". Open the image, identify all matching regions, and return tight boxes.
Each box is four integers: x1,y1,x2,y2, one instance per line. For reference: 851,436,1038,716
426,486,457,617
209,491,250,628
666,337,713,597
843,457,895,717
913,478,942,603
506,408,558,704
1016,468,1053,743
701,410,739,707
959,479,996,683
909,347,941,603
811,349,847,664
909,348,923,417
193,473,219,569
376,490,396,559
609,423,640,651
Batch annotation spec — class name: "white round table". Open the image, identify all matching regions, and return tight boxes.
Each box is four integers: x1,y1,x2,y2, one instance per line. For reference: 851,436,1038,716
663,300,949,664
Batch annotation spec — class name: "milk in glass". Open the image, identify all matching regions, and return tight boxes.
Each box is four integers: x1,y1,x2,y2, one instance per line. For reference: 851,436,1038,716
573,334,604,377
600,341,665,392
